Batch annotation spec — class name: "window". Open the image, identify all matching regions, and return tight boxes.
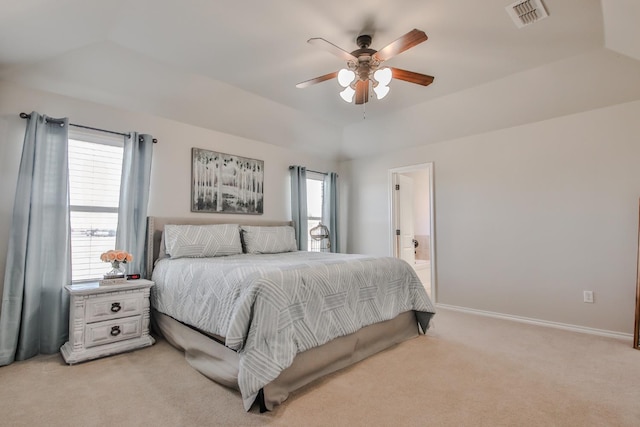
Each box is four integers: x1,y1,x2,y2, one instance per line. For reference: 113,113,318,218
306,173,324,251
68,130,124,282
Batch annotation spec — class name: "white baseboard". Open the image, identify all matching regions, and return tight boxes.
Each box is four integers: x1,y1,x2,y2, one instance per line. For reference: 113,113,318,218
435,303,633,341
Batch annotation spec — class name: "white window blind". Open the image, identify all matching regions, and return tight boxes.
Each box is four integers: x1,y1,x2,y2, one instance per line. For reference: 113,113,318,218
68,132,123,282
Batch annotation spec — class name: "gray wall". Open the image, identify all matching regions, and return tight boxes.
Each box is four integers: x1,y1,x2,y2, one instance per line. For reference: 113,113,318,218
341,100,640,335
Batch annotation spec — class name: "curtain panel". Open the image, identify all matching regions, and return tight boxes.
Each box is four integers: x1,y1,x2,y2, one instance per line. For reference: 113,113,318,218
0,112,71,366
289,166,308,251
116,133,154,278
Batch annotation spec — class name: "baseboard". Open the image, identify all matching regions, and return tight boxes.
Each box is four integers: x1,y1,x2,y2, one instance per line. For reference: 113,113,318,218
435,303,633,341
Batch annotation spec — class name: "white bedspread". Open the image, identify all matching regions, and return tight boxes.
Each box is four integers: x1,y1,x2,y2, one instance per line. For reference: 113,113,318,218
151,251,435,410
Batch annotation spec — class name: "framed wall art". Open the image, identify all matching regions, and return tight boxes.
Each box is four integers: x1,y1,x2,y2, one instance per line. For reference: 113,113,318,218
191,147,264,214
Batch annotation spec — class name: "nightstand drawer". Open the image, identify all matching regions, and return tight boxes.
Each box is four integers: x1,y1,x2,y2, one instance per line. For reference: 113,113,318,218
85,293,143,323
85,316,142,348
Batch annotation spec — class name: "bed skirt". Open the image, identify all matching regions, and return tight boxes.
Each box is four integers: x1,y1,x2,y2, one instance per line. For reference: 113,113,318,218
153,309,421,411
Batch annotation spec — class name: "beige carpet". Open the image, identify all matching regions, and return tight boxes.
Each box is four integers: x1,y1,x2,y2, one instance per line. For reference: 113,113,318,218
1,308,639,426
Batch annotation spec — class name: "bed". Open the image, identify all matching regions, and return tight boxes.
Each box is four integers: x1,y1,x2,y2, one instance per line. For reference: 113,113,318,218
146,216,435,411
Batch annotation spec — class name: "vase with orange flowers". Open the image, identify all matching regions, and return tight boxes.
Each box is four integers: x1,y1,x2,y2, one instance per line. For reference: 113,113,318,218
100,250,133,279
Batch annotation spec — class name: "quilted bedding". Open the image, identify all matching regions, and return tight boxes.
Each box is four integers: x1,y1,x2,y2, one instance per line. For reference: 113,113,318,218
151,251,435,410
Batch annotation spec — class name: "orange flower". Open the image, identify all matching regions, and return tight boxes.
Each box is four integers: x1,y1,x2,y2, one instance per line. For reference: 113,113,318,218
106,251,117,262
100,249,132,263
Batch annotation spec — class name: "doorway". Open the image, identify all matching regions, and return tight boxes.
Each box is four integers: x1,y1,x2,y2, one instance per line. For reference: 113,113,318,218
389,163,436,301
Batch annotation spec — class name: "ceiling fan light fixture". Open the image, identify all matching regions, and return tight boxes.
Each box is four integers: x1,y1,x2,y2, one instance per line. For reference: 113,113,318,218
337,69,356,87
373,84,390,100
373,67,392,86
339,86,355,103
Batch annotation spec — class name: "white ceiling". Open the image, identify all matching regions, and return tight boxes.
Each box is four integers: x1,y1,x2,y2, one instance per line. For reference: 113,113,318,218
1,0,639,160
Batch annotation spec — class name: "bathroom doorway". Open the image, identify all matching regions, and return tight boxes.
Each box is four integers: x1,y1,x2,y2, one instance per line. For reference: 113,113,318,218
389,163,436,301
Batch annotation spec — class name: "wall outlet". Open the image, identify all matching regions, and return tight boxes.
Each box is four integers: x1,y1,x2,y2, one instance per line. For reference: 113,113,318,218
583,290,594,303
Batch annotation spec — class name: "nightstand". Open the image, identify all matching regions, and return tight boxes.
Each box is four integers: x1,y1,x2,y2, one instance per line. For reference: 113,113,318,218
60,279,155,364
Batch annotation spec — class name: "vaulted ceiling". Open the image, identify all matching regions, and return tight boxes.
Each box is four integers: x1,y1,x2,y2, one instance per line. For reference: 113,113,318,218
1,0,639,160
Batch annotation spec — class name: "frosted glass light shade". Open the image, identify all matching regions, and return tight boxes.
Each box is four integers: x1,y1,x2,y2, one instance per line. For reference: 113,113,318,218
337,69,356,87
373,67,392,86
339,86,355,103
373,84,390,99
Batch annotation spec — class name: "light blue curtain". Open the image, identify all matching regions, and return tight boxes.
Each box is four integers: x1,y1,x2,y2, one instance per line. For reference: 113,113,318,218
322,172,340,253
116,133,154,278
290,166,308,251
0,112,71,366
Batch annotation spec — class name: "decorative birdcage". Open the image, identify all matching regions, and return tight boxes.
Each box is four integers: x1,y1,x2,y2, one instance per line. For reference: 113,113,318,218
309,222,331,252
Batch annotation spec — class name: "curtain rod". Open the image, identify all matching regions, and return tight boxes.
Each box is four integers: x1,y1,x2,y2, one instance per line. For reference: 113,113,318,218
289,166,337,176
19,112,158,144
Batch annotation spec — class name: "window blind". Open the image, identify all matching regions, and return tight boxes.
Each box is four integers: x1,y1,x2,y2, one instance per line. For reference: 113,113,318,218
68,137,123,282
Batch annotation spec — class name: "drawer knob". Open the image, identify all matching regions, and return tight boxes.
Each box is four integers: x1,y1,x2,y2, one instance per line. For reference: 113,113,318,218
110,302,122,313
110,326,121,336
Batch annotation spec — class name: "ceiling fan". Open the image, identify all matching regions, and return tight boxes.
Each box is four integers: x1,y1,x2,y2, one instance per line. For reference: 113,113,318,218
296,29,434,105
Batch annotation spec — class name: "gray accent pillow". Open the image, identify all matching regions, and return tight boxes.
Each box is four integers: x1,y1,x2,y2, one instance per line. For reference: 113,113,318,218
164,224,242,259
241,225,298,254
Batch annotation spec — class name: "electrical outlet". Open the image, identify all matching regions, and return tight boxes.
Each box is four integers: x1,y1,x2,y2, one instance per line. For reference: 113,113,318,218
583,290,594,303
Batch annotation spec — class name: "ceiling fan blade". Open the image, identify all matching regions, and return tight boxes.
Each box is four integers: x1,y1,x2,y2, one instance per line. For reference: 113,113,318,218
372,29,428,62
354,80,369,105
296,71,339,89
308,38,357,61
390,68,434,86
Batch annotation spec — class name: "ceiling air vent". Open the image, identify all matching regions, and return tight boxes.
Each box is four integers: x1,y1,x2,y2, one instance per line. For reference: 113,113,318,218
506,0,549,28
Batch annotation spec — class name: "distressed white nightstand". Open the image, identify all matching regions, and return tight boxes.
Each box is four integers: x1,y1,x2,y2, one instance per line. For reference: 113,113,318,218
60,279,155,364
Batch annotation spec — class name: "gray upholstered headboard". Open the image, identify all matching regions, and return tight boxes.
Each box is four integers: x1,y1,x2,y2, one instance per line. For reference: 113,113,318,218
145,216,294,279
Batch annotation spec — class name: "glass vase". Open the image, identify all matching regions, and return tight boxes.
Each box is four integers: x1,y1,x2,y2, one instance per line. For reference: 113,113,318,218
104,261,126,278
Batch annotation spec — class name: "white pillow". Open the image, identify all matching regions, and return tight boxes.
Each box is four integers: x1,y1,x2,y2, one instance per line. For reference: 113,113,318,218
241,225,298,254
164,224,242,259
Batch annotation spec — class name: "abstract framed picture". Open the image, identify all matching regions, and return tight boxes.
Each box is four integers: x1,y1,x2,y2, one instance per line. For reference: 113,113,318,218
191,147,264,214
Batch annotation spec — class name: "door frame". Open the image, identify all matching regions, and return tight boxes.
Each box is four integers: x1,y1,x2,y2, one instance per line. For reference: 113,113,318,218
388,162,436,302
